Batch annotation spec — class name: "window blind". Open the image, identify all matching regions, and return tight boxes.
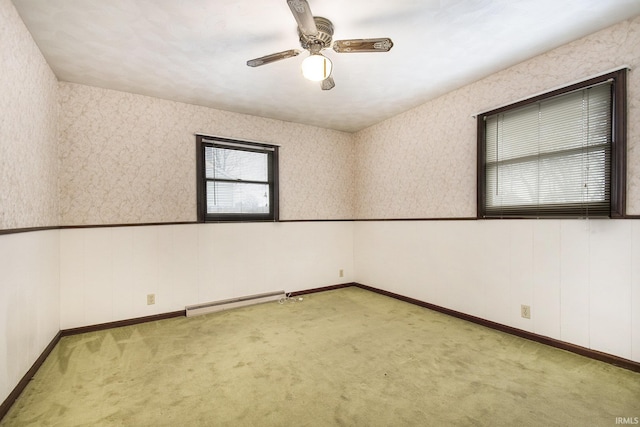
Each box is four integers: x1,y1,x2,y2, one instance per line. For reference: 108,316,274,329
204,146,270,215
483,81,613,218
196,134,279,222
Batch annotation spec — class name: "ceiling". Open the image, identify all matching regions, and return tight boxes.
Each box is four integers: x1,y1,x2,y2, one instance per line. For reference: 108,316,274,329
11,0,640,133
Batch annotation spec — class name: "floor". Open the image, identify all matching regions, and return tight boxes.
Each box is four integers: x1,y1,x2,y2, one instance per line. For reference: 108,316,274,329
1,287,639,426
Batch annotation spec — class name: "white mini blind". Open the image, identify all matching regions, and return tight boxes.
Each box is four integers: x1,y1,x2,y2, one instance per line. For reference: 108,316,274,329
204,146,270,215
483,81,612,218
196,134,279,222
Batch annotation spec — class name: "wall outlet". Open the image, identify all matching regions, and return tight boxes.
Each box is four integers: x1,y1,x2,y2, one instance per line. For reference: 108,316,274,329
147,294,155,305
339,269,344,278
521,304,531,319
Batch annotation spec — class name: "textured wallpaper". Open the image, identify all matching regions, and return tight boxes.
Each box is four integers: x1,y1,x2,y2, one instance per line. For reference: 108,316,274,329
354,15,640,218
6,6,639,226
0,0,59,230
58,83,355,225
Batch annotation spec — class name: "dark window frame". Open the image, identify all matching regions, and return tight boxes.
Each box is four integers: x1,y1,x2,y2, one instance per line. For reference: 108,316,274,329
477,68,627,219
196,134,279,222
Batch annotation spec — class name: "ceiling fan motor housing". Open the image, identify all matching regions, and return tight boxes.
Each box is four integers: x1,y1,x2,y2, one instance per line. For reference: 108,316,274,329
299,16,334,51
247,1,394,91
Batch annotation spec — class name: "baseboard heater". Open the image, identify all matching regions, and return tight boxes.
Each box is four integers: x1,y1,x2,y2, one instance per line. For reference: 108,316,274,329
185,290,285,317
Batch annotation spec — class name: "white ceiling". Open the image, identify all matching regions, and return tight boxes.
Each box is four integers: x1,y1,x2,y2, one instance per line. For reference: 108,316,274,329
11,0,640,133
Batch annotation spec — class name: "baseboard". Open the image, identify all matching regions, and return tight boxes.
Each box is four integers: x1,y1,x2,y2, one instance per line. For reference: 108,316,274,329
0,330,62,422
289,282,355,297
61,310,186,337
352,282,640,373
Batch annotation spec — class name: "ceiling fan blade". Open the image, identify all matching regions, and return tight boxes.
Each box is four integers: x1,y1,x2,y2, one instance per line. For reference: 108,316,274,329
321,76,335,90
286,0,318,37
333,38,394,53
247,49,301,67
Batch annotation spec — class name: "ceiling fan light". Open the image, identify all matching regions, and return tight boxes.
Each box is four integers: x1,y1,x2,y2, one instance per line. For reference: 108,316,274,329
301,54,332,81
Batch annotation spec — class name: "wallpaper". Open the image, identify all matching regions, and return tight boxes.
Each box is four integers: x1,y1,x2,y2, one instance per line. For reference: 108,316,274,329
354,15,640,218
6,9,639,226
58,83,355,224
0,0,59,230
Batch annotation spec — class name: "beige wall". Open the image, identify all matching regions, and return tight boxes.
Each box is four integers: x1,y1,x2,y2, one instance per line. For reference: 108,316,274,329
350,16,640,363
354,219,640,362
58,83,355,225
59,222,355,329
354,15,640,218
0,0,59,229
0,0,60,406
3,1,640,406
7,14,640,227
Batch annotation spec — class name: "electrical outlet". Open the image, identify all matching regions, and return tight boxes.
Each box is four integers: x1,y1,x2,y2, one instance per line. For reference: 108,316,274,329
521,304,531,319
339,269,344,278
147,294,155,305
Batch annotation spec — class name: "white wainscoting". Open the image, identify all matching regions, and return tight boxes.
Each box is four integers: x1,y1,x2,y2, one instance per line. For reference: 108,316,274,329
4,218,639,407
59,222,355,329
0,230,60,404
353,219,640,363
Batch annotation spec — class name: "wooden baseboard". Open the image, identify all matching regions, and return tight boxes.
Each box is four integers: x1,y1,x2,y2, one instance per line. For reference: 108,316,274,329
352,282,640,373
0,331,62,421
288,282,355,297
61,310,186,337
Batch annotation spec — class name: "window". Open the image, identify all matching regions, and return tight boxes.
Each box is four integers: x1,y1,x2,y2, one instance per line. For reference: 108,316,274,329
196,135,279,222
477,69,626,218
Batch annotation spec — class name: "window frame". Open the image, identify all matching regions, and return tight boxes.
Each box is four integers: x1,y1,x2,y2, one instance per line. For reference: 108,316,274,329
477,68,627,219
196,134,279,222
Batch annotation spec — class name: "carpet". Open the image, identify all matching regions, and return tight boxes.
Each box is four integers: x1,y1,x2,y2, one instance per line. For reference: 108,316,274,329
1,287,638,426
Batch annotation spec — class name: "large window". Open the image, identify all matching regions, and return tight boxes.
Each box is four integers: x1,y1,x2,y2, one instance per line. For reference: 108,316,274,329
196,135,279,222
477,69,626,218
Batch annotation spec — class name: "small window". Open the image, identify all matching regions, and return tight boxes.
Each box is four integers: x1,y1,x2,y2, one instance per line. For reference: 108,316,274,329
196,135,279,222
477,69,626,218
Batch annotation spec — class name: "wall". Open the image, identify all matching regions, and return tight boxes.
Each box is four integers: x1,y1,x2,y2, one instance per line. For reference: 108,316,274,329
60,222,354,329
354,15,640,218
352,16,640,362
0,0,59,229
3,0,640,408
58,83,356,224
0,0,60,405
56,82,358,329
0,231,60,405
3,0,358,402
354,220,640,362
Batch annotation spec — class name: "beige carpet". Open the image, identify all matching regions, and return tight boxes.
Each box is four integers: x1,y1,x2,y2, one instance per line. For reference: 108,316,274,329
2,287,639,426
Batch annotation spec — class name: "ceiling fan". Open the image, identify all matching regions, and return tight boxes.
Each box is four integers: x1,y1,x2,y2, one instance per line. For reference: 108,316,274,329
246,0,394,90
